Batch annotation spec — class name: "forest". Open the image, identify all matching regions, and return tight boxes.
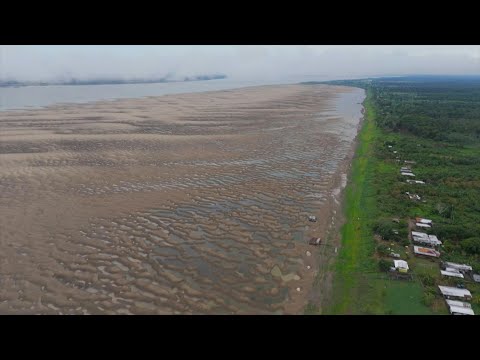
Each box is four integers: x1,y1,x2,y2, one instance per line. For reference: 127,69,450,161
313,76,480,314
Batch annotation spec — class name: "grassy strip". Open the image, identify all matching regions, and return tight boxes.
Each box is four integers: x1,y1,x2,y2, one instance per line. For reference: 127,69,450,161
327,89,435,314
327,89,378,314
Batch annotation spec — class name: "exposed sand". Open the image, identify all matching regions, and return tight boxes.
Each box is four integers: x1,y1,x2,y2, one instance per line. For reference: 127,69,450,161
0,84,365,314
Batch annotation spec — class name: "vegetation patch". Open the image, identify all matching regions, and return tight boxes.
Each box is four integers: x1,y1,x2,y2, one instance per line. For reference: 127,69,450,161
322,76,480,315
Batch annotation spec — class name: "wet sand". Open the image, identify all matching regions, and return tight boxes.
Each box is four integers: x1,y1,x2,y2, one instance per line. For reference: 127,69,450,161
0,84,365,314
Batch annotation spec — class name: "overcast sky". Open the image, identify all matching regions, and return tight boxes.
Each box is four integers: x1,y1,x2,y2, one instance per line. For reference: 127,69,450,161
1,45,479,82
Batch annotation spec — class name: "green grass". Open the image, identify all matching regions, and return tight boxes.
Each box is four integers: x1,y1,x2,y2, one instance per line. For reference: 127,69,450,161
384,280,432,314
328,89,379,314
327,89,436,315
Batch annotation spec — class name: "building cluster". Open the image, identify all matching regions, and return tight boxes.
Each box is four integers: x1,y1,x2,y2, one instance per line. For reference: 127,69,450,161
383,154,479,314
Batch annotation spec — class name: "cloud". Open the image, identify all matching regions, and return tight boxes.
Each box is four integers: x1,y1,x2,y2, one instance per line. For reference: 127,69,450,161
1,45,479,82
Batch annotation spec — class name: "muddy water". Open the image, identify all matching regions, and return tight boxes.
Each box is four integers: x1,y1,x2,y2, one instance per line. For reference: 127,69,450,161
0,84,365,314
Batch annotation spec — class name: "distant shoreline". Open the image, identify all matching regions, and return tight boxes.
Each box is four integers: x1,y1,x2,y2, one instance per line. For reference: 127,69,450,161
0,74,227,88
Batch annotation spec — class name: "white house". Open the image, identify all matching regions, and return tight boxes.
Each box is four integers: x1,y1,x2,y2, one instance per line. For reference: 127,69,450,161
416,222,431,228
444,262,473,273
416,217,433,225
411,231,442,246
441,270,464,279
445,299,475,315
438,286,472,300
406,180,425,184
393,260,409,273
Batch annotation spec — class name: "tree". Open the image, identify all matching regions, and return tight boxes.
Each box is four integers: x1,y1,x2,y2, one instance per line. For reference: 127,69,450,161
373,220,402,242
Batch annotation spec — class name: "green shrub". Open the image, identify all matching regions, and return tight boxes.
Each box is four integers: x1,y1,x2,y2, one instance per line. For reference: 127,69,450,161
460,237,480,255
418,273,436,287
376,244,389,256
378,259,392,272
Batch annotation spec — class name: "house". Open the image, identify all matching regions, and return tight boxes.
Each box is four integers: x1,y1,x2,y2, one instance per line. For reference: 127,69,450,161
401,167,411,172
445,300,475,315
414,246,441,258
473,274,480,283
401,172,416,177
406,180,425,184
427,234,440,244
415,222,431,229
404,160,416,164
411,231,442,246
406,192,422,201
441,270,464,279
416,217,433,225
438,285,472,301
393,260,409,273
444,262,473,273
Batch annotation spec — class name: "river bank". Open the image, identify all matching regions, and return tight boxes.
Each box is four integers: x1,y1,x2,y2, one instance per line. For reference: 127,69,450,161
0,84,364,314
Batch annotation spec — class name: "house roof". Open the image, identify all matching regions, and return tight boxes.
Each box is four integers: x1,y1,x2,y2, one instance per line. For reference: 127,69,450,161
394,260,409,270
438,285,472,298
407,180,425,184
429,235,439,242
416,223,431,228
412,232,441,245
449,306,475,315
414,246,440,257
441,270,464,278
412,231,428,238
446,299,471,309
412,237,442,246
444,262,473,272
416,218,433,224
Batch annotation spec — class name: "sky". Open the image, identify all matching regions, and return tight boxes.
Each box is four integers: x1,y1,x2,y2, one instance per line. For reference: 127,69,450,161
1,45,479,82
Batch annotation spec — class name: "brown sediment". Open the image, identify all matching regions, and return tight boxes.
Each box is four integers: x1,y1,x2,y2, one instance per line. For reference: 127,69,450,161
0,84,364,314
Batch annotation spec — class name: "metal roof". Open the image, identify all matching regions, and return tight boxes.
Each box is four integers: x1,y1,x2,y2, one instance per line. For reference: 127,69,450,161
412,231,428,238
444,262,473,272
449,306,475,315
414,246,440,257
417,218,433,224
416,223,431,228
394,260,409,270
441,270,464,278
446,299,471,308
438,285,472,298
